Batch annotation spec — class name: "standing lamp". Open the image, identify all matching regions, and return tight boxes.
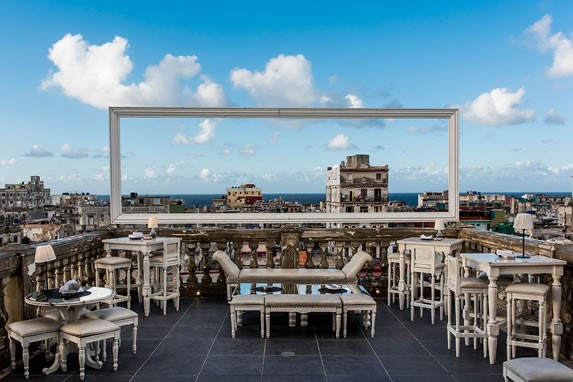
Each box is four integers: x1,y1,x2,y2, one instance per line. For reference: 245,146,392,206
147,217,158,238
513,213,534,258
434,219,445,240
35,245,56,291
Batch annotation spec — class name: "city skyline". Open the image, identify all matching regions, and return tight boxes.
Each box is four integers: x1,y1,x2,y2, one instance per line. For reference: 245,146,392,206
1,1,572,195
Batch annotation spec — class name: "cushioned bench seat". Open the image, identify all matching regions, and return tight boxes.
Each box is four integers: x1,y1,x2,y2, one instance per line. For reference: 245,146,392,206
239,268,346,283
503,357,573,381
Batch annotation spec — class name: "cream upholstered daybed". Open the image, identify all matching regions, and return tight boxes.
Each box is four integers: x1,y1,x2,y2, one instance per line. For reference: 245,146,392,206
213,250,372,299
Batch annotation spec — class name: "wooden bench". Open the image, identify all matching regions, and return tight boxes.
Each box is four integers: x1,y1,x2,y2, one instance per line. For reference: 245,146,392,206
264,294,342,338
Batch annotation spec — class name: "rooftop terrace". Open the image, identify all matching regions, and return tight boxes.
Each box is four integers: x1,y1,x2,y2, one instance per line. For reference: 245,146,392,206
1,226,572,380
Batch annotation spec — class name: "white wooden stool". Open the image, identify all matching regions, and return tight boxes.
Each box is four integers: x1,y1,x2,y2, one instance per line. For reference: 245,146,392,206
503,357,573,381
339,294,377,338
83,307,139,357
387,251,410,307
59,318,121,381
95,257,132,309
506,283,549,360
7,317,62,379
229,294,265,338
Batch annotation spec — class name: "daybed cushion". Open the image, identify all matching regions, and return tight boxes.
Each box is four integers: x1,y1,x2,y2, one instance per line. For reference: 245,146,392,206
265,294,341,306
239,268,346,283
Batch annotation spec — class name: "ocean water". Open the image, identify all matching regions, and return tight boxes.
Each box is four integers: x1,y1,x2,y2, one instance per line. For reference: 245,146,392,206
97,191,571,208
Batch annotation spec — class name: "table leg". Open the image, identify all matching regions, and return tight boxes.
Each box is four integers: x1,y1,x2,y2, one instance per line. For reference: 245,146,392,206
551,274,563,361
142,252,151,317
487,277,499,364
398,250,406,310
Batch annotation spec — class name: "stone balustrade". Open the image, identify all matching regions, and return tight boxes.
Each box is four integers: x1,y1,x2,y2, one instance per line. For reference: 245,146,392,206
1,226,572,370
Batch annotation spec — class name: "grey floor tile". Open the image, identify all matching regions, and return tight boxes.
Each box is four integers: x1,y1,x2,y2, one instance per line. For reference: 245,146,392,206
322,355,388,377
135,354,204,377
153,336,214,355
210,338,265,355
265,339,319,356
318,339,374,356
263,355,324,376
199,355,263,376
381,355,449,377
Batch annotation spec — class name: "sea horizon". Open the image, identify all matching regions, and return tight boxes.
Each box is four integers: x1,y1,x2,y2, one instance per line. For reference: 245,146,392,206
94,191,572,208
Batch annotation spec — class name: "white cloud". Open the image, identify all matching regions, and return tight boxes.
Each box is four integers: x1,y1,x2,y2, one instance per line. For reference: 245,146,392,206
144,167,156,179
544,108,565,124
167,161,183,176
1,158,16,166
345,94,364,108
24,144,54,158
526,15,573,77
199,168,210,180
231,54,316,106
327,134,352,150
240,144,257,156
460,88,535,126
41,33,228,108
60,143,89,158
94,173,105,182
172,119,216,145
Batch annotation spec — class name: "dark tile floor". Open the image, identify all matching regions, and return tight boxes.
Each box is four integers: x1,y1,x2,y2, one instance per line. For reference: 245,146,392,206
3,297,570,381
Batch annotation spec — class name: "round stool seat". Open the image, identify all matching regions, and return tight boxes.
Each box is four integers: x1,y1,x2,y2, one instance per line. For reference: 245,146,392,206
506,283,550,296
95,257,133,266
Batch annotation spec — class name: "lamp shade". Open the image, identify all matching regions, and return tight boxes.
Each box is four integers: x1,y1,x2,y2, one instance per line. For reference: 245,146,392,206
513,213,534,230
434,219,445,231
147,217,158,229
35,245,56,264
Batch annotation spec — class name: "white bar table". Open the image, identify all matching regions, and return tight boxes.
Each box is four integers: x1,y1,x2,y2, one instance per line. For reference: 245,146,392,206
102,237,182,317
396,237,463,310
461,252,566,364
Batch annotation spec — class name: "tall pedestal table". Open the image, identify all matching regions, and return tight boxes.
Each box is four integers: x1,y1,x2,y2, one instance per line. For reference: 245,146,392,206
461,253,566,364
102,237,182,317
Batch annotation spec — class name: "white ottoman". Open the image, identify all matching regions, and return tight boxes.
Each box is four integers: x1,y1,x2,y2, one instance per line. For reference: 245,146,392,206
229,295,265,338
503,357,573,382
339,294,377,338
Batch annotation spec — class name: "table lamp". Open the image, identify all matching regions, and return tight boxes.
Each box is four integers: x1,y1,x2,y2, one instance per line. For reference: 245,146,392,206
35,244,56,291
147,217,158,238
434,219,445,240
513,213,533,258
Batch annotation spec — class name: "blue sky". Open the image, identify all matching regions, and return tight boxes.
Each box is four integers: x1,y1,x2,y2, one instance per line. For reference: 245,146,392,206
1,1,572,195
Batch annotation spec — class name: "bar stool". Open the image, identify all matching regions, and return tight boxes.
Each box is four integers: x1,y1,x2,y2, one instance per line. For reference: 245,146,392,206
446,255,488,358
410,247,445,324
7,317,62,379
387,250,410,307
506,282,550,360
149,240,181,315
94,256,132,309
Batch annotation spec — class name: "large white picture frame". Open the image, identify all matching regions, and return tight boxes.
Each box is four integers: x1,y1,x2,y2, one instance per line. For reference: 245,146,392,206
109,107,459,225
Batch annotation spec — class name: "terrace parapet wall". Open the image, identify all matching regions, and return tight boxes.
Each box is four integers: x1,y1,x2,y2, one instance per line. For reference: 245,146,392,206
1,226,573,371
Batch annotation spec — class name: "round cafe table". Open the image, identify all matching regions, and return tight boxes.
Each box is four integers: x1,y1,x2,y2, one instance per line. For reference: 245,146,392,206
25,286,115,375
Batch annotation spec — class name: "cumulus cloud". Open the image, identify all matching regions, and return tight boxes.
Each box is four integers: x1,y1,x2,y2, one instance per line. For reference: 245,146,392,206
199,168,210,180
327,134,353,150
460,88,535,126
60,143,89,158
41,33,228,108
345,94,364,108
544,108,565,125
166,161,183,176
526,15,573,78
1,158,16,166
231,54,316,106
144,167,156,179
172,119,216,145
24,144,54,158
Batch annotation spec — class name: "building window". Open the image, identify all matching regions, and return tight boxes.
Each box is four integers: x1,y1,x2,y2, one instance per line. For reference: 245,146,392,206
346,206,354,213
360,206,368,213
376,173,381,180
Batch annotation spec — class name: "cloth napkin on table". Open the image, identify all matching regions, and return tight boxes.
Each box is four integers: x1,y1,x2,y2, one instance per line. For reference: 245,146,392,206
59,279,81,294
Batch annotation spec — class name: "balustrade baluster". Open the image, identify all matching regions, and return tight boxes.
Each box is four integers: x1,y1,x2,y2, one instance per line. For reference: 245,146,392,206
249,241,259,268
319,241,329,269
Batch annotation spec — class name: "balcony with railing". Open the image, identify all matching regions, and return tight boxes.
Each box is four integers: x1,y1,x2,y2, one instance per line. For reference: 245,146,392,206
1,226,572,379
